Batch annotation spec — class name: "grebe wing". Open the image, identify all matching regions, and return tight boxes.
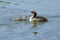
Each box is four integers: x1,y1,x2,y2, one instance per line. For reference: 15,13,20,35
36,16,48,21
36,16,45,19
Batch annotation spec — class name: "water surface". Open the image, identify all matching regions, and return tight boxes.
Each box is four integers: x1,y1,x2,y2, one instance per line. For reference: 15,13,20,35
0,0,60,40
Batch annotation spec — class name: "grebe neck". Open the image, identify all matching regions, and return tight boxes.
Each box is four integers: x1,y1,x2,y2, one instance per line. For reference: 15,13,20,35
30,16,34,22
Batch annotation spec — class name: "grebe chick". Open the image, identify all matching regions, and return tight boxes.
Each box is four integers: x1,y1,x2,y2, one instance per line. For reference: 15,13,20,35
12,17,22,21
30,11,48,22
12,16,27,21
22,16,27,20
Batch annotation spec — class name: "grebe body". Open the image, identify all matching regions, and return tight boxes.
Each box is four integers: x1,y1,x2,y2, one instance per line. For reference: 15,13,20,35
30,11,48,22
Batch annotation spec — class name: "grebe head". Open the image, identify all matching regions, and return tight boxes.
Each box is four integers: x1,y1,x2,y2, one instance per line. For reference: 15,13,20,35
22,16,27,19
31,11,37,17
30,11,37,22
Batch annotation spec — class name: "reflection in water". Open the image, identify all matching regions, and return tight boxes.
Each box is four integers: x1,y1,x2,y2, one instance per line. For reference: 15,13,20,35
30,21,46,28
4,2,11,4
0,1,3,2
32,32,38,35
2,7,6,9
0,0,19,5
0,24,9,26
30,22,37,27
14,3,19,5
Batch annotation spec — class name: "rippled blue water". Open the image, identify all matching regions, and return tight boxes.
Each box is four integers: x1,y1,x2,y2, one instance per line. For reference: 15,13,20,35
0,0,60,40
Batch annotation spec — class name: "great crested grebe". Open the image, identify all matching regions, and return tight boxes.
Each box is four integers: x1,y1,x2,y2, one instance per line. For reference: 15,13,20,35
30,11,48,22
